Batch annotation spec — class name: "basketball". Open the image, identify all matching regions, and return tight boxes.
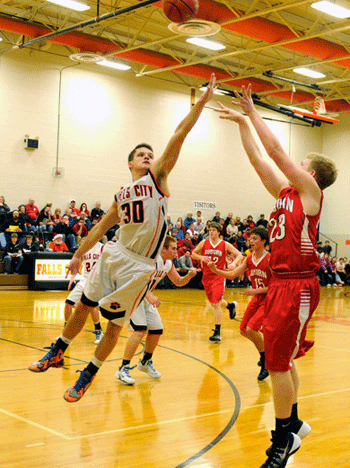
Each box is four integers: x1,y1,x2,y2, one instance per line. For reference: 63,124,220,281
162,0,199,23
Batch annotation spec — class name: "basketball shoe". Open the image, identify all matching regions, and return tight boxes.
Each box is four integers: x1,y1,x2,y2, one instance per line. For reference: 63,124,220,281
28,344,64,372
266,420,310,455
209,329,221,342
93,330,104,344
261,432,301,468
258,367,269,381
227,301,237,320
137,359,161,379
64,369,95,402
115,365,136,385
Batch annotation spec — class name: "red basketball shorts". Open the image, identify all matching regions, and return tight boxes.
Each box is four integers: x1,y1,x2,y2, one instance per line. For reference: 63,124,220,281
263,275,320,372
240,294,266,332
202,276,225,304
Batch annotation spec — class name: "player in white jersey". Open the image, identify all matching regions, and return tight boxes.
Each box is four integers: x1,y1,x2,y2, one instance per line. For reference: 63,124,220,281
62,240,104,344
115,235,197,385
28,74,217,403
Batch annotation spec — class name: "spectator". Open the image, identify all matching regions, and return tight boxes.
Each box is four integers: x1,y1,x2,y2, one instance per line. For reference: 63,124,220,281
256,213,268,228
3,233,23,274
240,219,249,232
21,233,39,273
243,227,251,239
191,231,201,247
225,212,234,227
193,217,204,235
212,211,221,223
79,202,90,218
336,258,347,283
317,248,328,286
178,240,194,258
184,213,196,230
176,217,186,235
73,219,88,245
48,233,69,252
219,218,227,239
236,216,242,231
0,195,10,227
178,250,194,271
39,202,53,214
178,232,194,251
25,198,40,221
247,215,255,229
65,208,78,229
0,210,25,247
324,241,332,255
226,219,238,240
166,214,172,225
166,222,174,236
175,221,185,240
78,211,91,230
200,220,211,240
325,254,338,287
90,201,105,221
53,208,63,224
18,204,35,233
186,222,196,238
54,215,76,251
36,206,55,244
68,199,80,216
236,230,246,252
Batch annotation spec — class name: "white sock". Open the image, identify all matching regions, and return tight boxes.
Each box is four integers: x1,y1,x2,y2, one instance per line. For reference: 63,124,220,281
59,335,72,345
92,355,104,368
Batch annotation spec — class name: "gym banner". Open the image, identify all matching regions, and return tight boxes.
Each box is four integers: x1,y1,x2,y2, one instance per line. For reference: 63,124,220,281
29,252,82,290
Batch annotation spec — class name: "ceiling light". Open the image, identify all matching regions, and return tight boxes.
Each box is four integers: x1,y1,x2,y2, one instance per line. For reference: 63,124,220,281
186,38,225,51
311,1,350,18
47,0,90,11
97,60,131,71
293,67,325,78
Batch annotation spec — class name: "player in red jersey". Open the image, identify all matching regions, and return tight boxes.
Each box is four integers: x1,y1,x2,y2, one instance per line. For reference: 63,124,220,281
215,87,337,468
192,222,243,342
208,227,271,381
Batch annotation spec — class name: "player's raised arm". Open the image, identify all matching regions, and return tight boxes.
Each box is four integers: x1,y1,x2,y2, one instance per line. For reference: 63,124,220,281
215,101,285,199
152,74,216,194
233,85,322,200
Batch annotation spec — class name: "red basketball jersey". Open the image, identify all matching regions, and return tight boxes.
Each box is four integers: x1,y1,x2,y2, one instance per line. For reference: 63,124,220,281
201,239,226,280
268,187,323,274
246,251,271,290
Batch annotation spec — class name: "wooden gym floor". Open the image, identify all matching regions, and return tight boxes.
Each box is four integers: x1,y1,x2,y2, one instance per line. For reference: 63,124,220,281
0,286,349,468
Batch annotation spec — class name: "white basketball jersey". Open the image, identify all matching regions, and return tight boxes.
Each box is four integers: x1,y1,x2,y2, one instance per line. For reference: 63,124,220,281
148,255,173,291
81,242,104,277
115,171,169,259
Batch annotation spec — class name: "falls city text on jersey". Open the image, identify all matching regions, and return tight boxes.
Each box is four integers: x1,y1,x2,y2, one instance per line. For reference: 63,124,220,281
117,184,153,203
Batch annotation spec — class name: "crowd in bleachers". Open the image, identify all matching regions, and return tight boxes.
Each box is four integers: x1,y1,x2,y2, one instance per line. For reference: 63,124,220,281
0,196,118,274
1,196,349,285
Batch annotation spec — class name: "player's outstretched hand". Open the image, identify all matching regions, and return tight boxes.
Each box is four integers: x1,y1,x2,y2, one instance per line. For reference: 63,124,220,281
233,84,255,115
201,73,217,103
215,102,245,122
66,255,82,277
188,268,197,277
